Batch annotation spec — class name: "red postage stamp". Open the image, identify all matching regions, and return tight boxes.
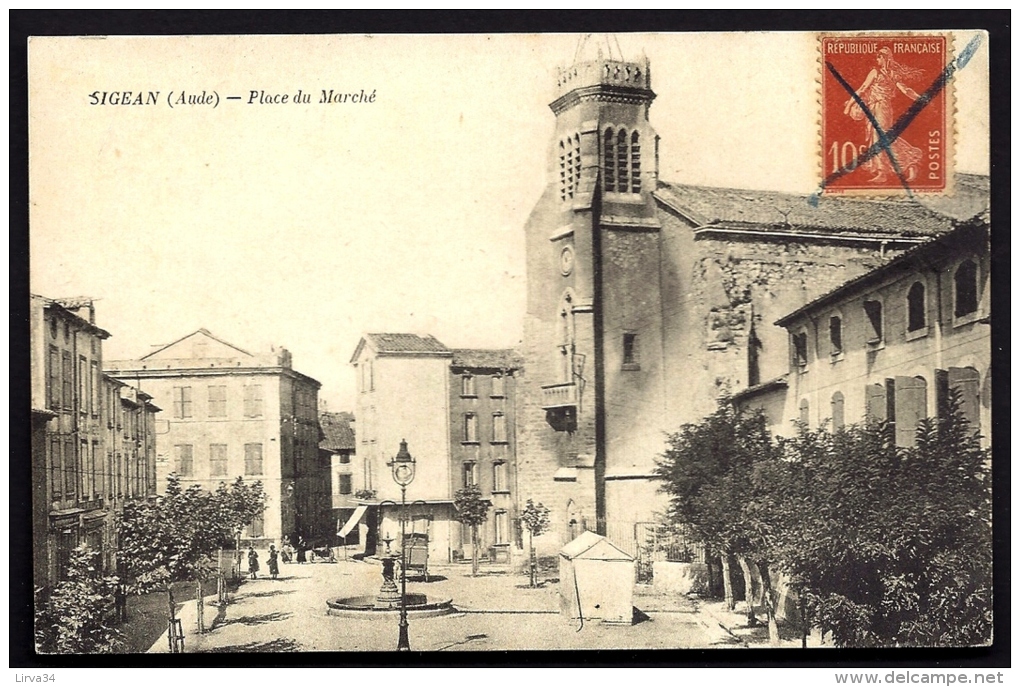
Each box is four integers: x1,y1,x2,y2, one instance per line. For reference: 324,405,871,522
820,34,951,195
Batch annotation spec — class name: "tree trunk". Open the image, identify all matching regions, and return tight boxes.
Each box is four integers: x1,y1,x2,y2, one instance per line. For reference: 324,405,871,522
471,525,479,577
529,531,538,588
719,553,735,611
736,555,758,626
757,561,780,646
195,579,205,633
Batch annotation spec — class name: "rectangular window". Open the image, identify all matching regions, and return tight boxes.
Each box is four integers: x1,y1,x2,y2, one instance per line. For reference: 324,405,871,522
463,462,477,487
793,332,808,367
494,510,509,545
491,375,505,397
461,375,476,397
90,361,100,416
79,440,89,498
208,385,227,417
244,443,264,476
49,438,62,499
64,439,76,498
338,473,353,495
78,356,88,414
829,316,843,355
48,346,61,409
173,386,193,419
464,413,478,442
245,512,264,538
243,385,264,418
622,332,639,367
493,461,507,492
210,443,228,476
90,441,99,499
339,452,351,465
174,444,194,476
491,413,507,443
863,300,883,343
62,352,73,410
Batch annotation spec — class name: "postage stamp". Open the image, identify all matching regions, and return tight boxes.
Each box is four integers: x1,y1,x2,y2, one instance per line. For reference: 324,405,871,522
820,34,951,195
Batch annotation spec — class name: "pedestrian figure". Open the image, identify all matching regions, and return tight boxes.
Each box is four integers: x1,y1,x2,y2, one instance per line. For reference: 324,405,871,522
247,546,260,579
268,545,280,579
281,542,293,564
296,537,307,564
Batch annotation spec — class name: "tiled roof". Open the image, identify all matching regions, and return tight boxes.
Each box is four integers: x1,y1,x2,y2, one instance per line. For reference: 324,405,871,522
320,411,356,451
450,348,523,370
654,174,989,237
366,333,450,355
775,221,989,328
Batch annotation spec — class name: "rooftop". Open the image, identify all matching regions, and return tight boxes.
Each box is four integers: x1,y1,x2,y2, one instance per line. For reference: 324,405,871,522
351,333,452,362
654,173,989,238
775,221,989,328
450,348,523,371
320,411,356,452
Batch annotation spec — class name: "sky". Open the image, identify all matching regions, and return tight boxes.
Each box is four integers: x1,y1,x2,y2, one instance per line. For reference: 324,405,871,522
28,32,990,412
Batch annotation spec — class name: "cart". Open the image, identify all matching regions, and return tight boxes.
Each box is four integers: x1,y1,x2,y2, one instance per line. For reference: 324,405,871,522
402,532,430,582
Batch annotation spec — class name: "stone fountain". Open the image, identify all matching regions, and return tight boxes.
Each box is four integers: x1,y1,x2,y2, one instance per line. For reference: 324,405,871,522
326,553,454,619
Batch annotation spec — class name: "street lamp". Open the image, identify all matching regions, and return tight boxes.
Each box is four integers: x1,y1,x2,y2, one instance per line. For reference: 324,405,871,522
388,439,416,651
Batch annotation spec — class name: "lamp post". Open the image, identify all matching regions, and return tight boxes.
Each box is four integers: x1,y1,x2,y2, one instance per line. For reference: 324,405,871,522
388,439,416,651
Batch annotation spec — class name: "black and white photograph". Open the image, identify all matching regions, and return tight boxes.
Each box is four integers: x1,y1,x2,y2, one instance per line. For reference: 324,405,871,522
17,20,1004,664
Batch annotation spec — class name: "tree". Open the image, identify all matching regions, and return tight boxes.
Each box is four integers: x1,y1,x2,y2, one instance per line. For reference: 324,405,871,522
117,474,267,644
754,392,992,648
520,499,551,587
655,402,779,636
35,546,121,654
453,484,491,577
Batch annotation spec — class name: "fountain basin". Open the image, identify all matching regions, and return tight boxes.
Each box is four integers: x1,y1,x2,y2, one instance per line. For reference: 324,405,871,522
327,594,455,619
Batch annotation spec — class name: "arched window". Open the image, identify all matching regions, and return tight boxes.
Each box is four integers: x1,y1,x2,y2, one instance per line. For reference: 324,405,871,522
556,291,576,383
907,281,926,332
616,129,629,192
558,139,566,201
954,260,979,317
630,130,641,193
573,134,581,194
603,129,616,192
829,315,843,355
799,399,810,427
831,391,845,431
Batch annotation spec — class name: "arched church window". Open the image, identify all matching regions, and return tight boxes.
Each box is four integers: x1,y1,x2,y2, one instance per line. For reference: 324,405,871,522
616,129,629,192
603,129,616,192
630,131,641,193
573,134,581,196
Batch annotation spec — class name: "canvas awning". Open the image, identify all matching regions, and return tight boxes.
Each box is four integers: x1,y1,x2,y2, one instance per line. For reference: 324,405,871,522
338,505,368,538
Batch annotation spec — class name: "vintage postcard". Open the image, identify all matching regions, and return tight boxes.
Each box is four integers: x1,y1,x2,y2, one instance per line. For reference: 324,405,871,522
25,29,995,658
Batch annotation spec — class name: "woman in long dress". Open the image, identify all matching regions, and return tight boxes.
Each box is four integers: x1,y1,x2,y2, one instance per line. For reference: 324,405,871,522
247,547,260,580
267,545,280,579
844,47,925,183
296,537,307,564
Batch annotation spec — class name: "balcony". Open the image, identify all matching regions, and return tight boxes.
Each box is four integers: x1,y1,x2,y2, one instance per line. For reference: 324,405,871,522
541,382,578,410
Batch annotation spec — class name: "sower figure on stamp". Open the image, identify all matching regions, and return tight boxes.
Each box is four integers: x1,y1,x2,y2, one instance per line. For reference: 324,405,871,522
844,46,924,183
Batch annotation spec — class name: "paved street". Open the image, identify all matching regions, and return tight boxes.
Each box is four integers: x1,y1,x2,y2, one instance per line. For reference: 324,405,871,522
153,556,722,652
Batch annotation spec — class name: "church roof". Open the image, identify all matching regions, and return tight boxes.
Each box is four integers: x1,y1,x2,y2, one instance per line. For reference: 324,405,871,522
654,173,988,238
450,348,523,371
320,411,356,452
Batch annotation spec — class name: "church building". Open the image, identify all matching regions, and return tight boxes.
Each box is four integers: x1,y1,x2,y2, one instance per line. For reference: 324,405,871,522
516,43,989,554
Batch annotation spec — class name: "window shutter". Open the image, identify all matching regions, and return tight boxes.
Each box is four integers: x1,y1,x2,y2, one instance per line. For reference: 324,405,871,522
948,367,981,435
865,383,887,422
894,376,927,447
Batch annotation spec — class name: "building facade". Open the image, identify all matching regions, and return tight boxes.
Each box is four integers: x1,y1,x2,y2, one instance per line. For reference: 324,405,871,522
350,334,523,564
320,411,360,544
30,295,159,591
105,329,329,548
749,221,991,445
448,349,522,562
516,47,991,553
